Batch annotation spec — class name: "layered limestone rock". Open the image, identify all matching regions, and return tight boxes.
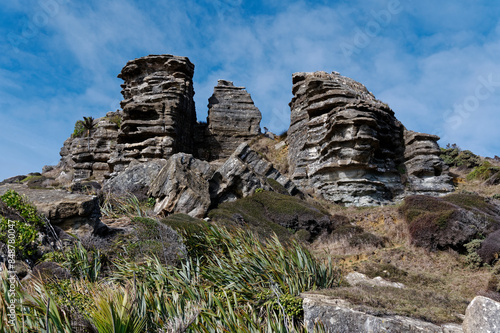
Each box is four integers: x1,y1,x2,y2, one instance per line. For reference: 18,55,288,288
0,183,110,238
288,71,406,206
109,54,197,173
404,130,454,195
197,80,262,161
44,111,121,184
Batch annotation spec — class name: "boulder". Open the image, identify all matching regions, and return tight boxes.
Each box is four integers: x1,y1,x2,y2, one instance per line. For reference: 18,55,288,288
303,293,463,333
103,159,167,200
346,272,405,289
0,184,108,238
148,154,215,218
463,296,500,333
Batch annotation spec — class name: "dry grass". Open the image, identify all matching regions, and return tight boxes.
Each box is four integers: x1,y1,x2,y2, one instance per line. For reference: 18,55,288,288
249,135,290,175
308,202,493,324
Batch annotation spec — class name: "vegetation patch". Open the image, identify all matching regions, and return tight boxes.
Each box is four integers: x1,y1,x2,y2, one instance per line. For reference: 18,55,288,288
208,190,332,242
440,144,481,169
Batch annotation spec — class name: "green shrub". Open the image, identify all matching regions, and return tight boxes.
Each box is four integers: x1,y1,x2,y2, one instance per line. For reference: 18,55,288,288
72,119,85,137
440,146,481,168
467,161,500,181
1,190,43,226
107,114,122,128
0,217,38,258
465,239,483,269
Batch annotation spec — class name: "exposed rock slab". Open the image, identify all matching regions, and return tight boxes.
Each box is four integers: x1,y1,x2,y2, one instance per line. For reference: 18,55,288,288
303,293,462,333
103,159,167,201
346,272,405,289
463,296,500,333
148,153,215,218
210,143,299,203
0,184,107,238
197,80,262,161
404,130,454,195
109,54,196,172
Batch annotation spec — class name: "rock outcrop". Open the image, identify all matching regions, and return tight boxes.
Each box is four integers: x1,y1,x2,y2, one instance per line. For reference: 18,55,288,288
197,80,262,161
287,71,453,206
288,71,407,206
210,143,299,204
0,184,109,237
109,55,197,173
103,159,167,201
43,111,122,185
463,296,500,333
302,293,463,333
149,153,215,218
404,130,454,195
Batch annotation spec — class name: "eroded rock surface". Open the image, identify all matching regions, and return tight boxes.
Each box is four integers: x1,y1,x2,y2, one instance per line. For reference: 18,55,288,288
210,143,299,204
288,71,453,206
303,293,463,333
148,153,215,218
109,54,197,173
404,130,454,195
197,80,262,161
0,184,108,237
103,159,167,201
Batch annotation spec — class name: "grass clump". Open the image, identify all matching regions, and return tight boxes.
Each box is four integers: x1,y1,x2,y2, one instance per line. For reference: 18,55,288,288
467,161,500,181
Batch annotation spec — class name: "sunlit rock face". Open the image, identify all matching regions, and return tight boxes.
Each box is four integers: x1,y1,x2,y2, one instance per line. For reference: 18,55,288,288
288,71,452,206
109,54,197,173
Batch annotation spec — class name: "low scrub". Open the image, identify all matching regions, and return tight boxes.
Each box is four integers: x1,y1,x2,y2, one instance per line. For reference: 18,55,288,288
399,194,500,251
1,224,340,332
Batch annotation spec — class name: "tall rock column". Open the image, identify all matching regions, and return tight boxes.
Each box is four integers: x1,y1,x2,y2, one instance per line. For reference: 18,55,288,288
109,55,197,173
288,71,406,206
197,80,262,161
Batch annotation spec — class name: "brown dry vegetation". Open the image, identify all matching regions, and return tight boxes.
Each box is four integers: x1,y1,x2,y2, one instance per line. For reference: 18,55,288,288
308,198,495,324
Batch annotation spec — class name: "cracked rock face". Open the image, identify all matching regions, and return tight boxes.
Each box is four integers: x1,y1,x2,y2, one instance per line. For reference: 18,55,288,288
197,80,262,161
288,71,407,206
109,54,197,173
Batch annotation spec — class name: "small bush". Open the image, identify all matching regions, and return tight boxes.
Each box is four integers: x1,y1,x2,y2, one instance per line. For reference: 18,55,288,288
107,114,122,128
465,239,484,269
72,119,85,137
467,161,500,183
440,146,481,169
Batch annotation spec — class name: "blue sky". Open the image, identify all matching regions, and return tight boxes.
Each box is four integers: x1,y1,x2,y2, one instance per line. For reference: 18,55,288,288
1,0,500,180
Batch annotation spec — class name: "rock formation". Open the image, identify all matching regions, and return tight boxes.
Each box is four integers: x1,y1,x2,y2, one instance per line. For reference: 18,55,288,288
302,293,463,333
463,296,500,333
0,183,108,238
196,80,262,161
287,71,453,206
109,55,197,173
43,111,122,185
149,153,215,218
404,130,454,195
